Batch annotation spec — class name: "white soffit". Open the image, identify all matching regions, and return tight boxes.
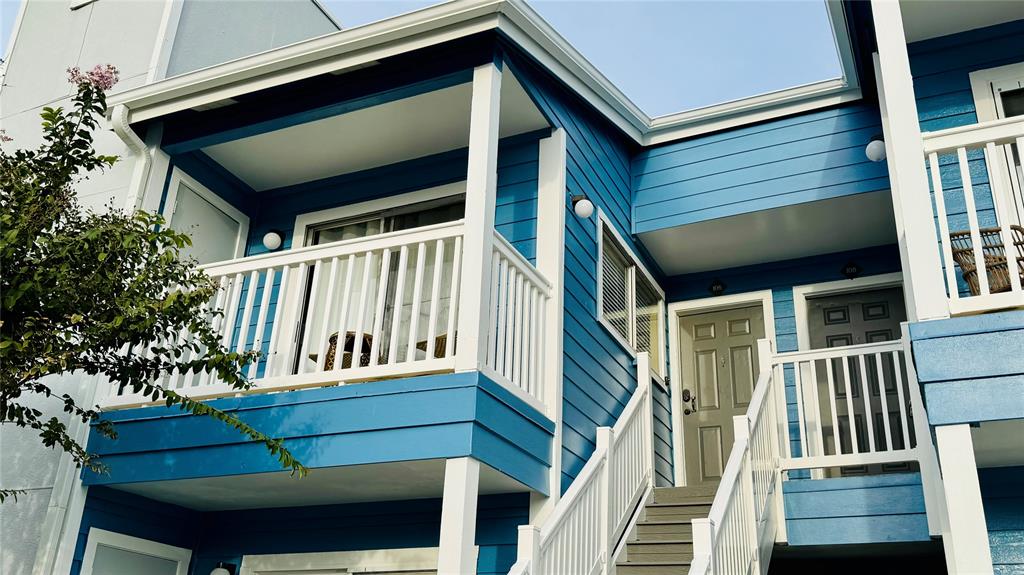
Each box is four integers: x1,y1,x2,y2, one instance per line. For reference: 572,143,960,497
638,191,897,276
202,72,547,191
112,458,529,511
973,419,1024,469
899,1,1023,43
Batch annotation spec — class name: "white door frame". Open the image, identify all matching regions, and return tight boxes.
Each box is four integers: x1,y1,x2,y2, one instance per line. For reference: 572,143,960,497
666,290,775,486
163,166,250,261
240,547,444,574
792,272,904,351
80,528,192,575
969,61,1024,123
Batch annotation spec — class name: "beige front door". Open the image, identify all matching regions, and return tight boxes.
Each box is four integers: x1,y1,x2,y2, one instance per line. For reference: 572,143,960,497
678,305,765,487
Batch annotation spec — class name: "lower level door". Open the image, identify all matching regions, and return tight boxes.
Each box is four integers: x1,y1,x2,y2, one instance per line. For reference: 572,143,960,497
678,305,765,487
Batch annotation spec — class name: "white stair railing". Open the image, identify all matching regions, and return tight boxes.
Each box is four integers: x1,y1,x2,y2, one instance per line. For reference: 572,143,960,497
691,333,946,574
689,340,783,575
510,353,656,575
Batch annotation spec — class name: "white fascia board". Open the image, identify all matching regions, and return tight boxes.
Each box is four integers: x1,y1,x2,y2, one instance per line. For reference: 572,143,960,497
109,0,862,147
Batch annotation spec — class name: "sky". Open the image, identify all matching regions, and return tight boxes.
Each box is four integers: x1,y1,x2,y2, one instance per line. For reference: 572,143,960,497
0,0,841,118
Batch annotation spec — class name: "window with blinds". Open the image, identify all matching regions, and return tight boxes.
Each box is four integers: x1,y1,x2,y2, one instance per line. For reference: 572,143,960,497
598,221,664,372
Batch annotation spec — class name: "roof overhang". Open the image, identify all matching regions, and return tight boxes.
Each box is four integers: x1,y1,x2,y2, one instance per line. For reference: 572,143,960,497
108,0,861,147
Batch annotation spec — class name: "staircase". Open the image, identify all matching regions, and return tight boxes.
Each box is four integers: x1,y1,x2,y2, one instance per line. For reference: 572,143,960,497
616,485,718,575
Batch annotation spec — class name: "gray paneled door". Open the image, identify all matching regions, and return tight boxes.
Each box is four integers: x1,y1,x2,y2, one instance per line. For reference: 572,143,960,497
678,305,765,487
806,286,912,475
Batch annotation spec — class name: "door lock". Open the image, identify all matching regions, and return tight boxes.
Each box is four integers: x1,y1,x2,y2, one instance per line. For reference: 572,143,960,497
681,388,698,415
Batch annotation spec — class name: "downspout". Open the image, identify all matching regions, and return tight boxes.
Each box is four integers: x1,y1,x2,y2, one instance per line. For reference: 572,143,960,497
109,103,152,212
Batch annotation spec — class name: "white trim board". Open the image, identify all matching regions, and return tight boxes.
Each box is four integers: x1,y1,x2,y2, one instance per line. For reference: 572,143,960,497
291,181,466,247
240,547,443,574
80,528,192,575
105,0,860,147
969,61,1024,123
666,290,776,486
163,167,250,260
791,272,905,351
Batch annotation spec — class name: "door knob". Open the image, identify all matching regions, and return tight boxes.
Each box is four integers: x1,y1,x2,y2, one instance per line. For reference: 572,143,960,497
681,388,697,415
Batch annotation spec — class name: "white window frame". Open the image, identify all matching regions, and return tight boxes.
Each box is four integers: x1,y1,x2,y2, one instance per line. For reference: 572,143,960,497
291,181,467,247
239,547,444,574
970,61,1024,122
162,167,250,261
80,528,192,575
595,210,666,377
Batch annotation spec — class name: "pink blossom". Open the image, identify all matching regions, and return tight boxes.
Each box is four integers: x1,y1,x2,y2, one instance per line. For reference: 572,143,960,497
67,64,119,91
0,129,11,143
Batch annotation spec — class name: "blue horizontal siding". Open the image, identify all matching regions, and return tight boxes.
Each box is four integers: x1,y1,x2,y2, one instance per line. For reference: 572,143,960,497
72,487,527,575
84,372,554,493
909,310,1024,425
981,466,1024,575
782,473,930,546
506,46,670,492
632,103,889,234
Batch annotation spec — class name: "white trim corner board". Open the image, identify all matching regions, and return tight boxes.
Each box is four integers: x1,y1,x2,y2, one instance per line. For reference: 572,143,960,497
792,272,904,351
80,528,192,575
666,290,776,486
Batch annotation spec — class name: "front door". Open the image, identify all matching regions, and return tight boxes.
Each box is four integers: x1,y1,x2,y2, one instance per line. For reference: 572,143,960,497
806,286,912,475
678,305,765,487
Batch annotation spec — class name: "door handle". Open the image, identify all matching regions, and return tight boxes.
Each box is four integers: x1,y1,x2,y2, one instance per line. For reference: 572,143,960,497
681,388,697,415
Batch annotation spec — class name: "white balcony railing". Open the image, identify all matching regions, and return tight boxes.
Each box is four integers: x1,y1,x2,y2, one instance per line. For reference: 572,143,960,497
923,116,1024,315
104,222,552,411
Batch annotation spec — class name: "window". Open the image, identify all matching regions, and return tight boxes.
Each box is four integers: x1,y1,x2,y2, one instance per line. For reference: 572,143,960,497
597,215,665,373
80,529,191,575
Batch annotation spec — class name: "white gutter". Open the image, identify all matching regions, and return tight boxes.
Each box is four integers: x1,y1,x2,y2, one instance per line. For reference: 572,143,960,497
110,104,153,211
106,0,861,147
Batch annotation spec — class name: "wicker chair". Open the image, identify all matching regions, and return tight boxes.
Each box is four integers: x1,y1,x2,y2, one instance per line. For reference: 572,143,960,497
949,225,1024,296
319,331,455,370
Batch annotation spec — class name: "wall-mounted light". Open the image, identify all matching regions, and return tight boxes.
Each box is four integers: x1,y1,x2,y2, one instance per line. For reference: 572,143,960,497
709,278,727,296
210,562,236,575
262,230,284,251
571,195,594,219
865,134,886,162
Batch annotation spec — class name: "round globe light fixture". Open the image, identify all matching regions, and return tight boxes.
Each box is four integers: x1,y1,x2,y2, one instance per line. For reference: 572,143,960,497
262,231,283,251
571,195,594,219
865,136,887,162
210,562,233,575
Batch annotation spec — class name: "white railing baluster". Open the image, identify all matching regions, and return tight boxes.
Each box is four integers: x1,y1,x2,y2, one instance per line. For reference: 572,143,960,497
987,141,1023,294
264,265,290,377
928,152,962,303
248,267,275,380
445,236,463,358
387,246,409,365
350,251,376,367
315,257,341,371
840,355,859,453
857,354,877,453
368,249,392,367
332,254,357,372
824,358,841,455
295,261,323,375
236,270,260,356
425,240,445,359
958,146,990,295
892,350,911,450
406,242,427,361
874,353,894,451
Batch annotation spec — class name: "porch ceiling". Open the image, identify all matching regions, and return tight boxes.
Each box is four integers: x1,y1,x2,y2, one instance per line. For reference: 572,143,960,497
201,72,547,192
111,458,528,511
899,1,1023,43
638,190,897,276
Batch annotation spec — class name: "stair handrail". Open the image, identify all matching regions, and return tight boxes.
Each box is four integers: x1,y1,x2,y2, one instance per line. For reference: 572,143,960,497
689,339,784,575
510,353,657,575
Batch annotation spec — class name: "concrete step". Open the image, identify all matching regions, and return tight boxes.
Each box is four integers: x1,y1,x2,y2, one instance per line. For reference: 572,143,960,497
643,502,712,521
652,484,719,504
625,540,695,563
616,560,692,575
635,519,694,540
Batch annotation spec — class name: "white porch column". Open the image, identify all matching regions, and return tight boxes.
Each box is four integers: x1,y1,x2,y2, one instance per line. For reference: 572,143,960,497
438,457,481,575
455,60,502,373
529,129,567,523
934,424,993,574
870,0,949,322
